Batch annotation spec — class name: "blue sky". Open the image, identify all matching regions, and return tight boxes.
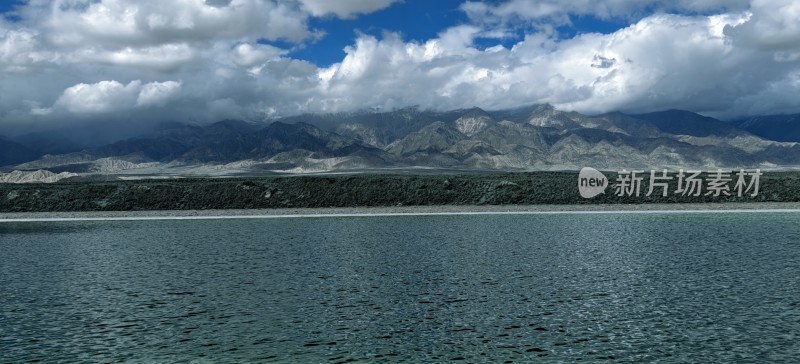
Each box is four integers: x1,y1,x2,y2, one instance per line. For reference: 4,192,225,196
293,0,469,66
277,1,632,66
0,1,20,13
0,0,798,132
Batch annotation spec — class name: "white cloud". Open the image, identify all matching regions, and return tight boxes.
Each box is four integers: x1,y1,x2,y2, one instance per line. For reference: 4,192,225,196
725,0,800,50
53,80,182,113
309,8,800,118
0,0,310,74
1,0,800,132
548,14,745,114
70,43,199,71
43,0,312,46
56,80,142,113
299,0,399,18
231,43,286,68
137,81,182,107
436,25,482,56
0,29,53,72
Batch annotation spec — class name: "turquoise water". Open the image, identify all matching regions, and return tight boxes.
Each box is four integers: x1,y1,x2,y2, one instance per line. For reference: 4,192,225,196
1,212,799,363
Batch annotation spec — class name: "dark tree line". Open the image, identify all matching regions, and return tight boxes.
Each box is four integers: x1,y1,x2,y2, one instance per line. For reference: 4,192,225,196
0,171,795,212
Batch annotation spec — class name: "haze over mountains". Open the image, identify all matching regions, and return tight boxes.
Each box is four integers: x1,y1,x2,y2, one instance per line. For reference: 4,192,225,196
2,104,800,181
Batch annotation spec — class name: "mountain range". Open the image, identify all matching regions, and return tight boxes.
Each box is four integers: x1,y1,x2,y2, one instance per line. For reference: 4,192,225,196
2,104,800,181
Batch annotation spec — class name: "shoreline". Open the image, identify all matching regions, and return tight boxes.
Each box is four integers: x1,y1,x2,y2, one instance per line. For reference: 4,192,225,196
2,202,800,221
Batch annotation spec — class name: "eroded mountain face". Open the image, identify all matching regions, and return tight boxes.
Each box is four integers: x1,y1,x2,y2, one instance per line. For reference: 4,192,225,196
3,105,799,180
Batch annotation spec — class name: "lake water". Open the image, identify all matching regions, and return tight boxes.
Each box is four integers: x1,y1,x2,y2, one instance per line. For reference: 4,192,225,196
1,212,799,363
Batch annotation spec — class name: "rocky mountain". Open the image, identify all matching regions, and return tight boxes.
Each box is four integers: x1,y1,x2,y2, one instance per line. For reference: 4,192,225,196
733,113,800,142
179,121,387,165
634,110,747,137
0,170,77,183
3,105,800,178
13,120,260,171
0,138,39,168
12,131,86,156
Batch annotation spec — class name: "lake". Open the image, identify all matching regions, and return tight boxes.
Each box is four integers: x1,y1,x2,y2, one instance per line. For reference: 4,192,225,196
1,212,799,362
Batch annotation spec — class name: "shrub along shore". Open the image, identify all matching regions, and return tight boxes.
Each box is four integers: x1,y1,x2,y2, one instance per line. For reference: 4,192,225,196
1,171,798,213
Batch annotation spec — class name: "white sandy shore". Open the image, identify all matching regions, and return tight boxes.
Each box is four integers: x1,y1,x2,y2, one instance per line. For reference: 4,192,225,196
2,202,800,222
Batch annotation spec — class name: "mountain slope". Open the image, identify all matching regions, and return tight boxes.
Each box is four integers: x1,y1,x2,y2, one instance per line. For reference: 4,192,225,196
8,105,800,177
633,110,746,137
180,121,386,163
0,138,39,168
734,114,800,142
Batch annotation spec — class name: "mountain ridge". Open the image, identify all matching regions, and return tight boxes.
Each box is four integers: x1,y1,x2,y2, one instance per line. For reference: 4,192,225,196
733,113,800,142
3,105,800,179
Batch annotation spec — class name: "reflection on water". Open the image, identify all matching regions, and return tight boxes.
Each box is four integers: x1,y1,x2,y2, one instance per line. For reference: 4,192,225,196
1,213,799,362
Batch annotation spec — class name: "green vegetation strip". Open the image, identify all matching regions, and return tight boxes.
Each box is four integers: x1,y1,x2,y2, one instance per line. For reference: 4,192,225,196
1,172,798,212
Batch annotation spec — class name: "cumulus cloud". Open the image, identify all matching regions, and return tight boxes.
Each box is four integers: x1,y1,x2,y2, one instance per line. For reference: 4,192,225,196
725,0,800,50
308,7,800,118
52,80,181,113
137,81,182,107
299,0,400,18
43,0,312,46
56,80,143,113
1,0,800,134
2,0,315,75
231,43,287,68
0,29,53,72
70,44,199,71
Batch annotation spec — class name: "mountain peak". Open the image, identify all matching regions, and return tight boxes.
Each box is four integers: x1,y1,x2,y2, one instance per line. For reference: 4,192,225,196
454,110,494,137
528,103,576,128
5,103,800,175
460,106,490,117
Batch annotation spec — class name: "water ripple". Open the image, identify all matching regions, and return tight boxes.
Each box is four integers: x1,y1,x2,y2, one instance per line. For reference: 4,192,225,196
1,213,799,362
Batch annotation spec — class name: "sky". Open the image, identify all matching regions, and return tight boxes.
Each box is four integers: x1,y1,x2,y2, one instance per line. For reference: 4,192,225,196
1,0,800,135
